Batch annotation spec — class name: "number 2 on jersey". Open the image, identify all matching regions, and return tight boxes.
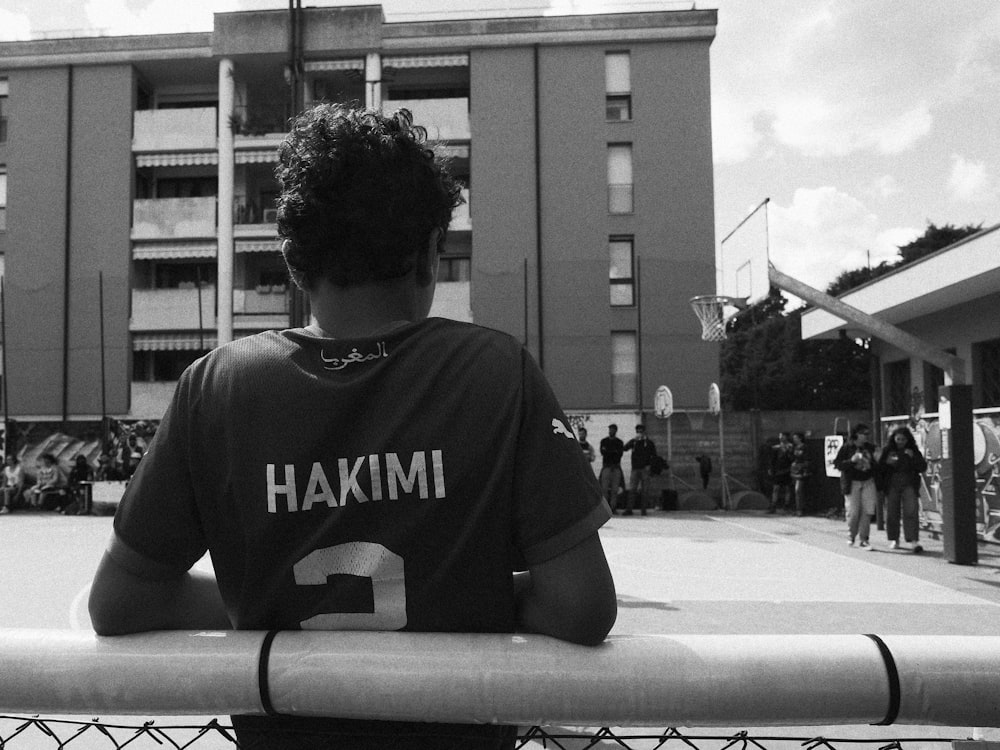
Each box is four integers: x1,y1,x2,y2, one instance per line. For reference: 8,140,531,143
293,541,407,630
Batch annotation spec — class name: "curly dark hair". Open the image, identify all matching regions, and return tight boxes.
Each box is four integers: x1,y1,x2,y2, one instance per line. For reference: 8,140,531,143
275,103,464,288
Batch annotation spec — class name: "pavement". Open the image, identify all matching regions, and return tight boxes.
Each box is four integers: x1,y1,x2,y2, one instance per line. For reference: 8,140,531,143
601,508,1000,637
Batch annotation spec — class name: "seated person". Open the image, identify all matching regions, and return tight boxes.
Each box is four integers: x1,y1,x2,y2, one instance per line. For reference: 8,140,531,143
1,455,26,514
27,452,69,511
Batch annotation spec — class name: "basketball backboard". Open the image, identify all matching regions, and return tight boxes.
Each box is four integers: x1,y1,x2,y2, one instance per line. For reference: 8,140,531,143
719,197,770,306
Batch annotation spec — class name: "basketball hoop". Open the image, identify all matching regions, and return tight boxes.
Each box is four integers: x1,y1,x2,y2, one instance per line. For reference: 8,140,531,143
690,295,741,342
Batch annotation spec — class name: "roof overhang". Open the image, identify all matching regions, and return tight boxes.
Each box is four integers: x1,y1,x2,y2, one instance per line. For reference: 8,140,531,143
801,224,1000,340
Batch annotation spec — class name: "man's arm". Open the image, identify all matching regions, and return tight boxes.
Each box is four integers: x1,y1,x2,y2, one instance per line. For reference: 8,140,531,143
88,549,231,635
515,532,616,646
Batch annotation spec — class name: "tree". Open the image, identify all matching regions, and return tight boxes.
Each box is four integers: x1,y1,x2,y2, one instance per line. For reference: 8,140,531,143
826,222,982,296
720,290,872,410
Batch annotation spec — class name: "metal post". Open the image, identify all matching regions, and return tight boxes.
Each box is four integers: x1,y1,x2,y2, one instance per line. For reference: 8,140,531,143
217,58,235,346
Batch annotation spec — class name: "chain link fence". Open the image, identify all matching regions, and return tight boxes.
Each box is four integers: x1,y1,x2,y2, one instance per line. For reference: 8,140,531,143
0,717,964,750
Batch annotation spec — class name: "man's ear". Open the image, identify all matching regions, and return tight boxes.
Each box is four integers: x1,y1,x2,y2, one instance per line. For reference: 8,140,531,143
281,239,308,290
415,228,443,287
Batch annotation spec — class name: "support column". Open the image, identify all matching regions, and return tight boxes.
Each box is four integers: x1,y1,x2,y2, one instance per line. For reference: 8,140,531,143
217,58,235,346
939,385,977,565
365,52,382,109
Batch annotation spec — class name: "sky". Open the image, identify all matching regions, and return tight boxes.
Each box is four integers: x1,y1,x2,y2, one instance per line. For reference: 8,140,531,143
2,0,998,302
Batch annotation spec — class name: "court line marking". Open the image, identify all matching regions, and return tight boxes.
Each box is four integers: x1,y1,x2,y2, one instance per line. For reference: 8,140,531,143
711,514,1000,608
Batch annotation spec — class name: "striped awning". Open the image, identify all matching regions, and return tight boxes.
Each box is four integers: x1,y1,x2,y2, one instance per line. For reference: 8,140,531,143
136,152,218,168
132,332,218,351
304,58,365,72
133,242,217,260
383,54,468,69
236,240,281,254
236,149,278,164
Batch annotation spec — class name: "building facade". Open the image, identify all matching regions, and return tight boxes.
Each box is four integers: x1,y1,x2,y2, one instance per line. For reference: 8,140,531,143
0,5,718,428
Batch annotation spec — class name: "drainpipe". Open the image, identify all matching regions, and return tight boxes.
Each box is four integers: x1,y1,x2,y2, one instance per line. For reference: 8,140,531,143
62,66,74,425
217,58,235,346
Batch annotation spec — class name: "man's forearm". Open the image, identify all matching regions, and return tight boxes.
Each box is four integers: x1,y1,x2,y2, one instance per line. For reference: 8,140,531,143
89,552,231,635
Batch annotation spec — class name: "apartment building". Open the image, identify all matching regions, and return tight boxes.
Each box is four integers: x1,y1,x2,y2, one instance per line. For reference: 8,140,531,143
0,5,718,428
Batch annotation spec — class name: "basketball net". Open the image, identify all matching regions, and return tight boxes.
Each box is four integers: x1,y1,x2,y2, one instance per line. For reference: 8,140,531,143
690,295,733,342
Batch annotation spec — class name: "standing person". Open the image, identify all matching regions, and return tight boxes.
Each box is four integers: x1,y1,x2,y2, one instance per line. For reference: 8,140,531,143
789,432,811,516
67,454,95,515
0,455,25,514
767,432,794,514
599,424,625,514
878,426,927,553
695,453,712,490
835,423,879,548
577,427,596,465
623,423,657,516
89,104,616,750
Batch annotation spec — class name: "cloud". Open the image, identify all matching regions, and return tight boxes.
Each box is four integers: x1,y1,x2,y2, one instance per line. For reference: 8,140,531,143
946,154,997,203
711,93,764,164
867,175,900,200
771,98,932,158
766,186,918,293
0,9,32,40
84,0,237,35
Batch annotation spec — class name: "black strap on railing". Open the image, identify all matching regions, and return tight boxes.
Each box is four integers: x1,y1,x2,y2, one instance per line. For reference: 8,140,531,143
865,634,901,725
258,630,280,717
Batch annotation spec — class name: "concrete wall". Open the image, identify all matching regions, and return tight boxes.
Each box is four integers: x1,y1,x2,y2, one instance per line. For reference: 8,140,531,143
469,39,716,412
4,64,133,418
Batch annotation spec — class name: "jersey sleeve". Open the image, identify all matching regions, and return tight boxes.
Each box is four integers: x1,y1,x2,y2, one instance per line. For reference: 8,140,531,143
511,349,610,566
110,369,208,579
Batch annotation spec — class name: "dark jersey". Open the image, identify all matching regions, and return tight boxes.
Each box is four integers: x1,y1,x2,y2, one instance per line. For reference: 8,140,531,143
110,318,609,748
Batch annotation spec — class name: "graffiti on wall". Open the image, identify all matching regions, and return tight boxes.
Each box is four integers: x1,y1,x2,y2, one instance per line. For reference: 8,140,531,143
882,412,1000,541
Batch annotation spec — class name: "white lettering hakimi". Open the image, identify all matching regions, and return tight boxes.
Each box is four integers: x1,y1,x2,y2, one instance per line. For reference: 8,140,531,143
321,342,388,371
551,419,575,440
266,450,445,513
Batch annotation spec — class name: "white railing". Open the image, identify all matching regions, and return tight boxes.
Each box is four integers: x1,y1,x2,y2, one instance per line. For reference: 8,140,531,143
1,631,998,728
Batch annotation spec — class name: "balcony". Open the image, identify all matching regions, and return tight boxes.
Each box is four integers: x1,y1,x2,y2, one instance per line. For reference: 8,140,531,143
132,285,290,330
132,197,217,240
382,98,469,142
133,107,217,153
235,286,289,315
131,286,216,331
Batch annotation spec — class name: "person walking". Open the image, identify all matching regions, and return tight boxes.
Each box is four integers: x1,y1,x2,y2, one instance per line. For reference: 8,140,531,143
878,426,927,553
695,453,712,490
835,424,879,548
599,424,625,514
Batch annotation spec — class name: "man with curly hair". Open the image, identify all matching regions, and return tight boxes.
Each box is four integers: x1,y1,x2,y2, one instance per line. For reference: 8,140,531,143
89,104,616,750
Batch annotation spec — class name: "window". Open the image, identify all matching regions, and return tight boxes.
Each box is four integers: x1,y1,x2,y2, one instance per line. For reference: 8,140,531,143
0,166,6,231
609,236,634,306
974,337,1000,408
0,79,7,142
134,350,208,382
611,331,638,404
607,144,633,214
605,53,631,121
884,359,911,416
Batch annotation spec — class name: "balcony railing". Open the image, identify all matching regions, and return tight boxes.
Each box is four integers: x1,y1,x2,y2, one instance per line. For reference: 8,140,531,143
608,183,634,214
382,98,470,141
131,286,216,331
133,107,217,152
132,197,217,240
132,286,290,330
